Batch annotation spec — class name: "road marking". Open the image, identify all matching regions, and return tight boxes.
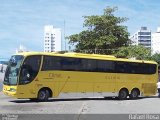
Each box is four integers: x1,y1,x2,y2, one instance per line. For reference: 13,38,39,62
77,101,89,120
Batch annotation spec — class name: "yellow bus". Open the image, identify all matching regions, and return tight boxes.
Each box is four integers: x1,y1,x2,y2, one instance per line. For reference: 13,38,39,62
3,52,158,101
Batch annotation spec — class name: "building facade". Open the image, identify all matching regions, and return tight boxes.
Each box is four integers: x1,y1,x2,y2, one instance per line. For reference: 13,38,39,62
152,27,160,54
44,25,62,52
130,27,151,49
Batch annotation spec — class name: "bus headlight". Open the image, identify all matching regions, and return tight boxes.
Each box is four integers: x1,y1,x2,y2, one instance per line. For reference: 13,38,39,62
10,88,16,92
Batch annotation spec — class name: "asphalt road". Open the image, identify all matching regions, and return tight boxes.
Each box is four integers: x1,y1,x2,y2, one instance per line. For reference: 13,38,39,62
1,92,160,120
0,92,160,114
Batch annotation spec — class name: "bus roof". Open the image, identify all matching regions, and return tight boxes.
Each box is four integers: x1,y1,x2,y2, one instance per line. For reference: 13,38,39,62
15,52,157,64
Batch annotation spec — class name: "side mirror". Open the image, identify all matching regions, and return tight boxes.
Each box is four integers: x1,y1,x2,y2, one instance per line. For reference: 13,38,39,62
10,59,17,67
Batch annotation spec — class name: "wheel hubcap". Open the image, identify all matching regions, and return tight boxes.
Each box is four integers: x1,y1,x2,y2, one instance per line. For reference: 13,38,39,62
121,91,127,98
120,91,127,99
132,91,137,98
39,91,46,100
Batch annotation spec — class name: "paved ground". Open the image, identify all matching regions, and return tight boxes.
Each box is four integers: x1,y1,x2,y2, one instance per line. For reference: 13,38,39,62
0,92,160,114
0,72,4,91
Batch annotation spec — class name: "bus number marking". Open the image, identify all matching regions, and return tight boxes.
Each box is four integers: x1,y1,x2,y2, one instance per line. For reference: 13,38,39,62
49,73,62,79
105,75,120,80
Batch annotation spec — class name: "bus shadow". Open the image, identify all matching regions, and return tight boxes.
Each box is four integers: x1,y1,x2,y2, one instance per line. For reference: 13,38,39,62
9,96,159,103
10,97,118,103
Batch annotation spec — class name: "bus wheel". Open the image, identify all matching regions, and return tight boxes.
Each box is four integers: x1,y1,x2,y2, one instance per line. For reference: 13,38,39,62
130,89,140,99
118,89,128,100
37,89,49,102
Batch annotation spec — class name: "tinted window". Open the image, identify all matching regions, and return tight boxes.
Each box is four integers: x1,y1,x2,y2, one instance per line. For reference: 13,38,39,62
97,60,115,72
61,57,80,71
115,62,127,73
42,56,61,70
115,61,156,74
85,59,97,72
41,56,157,74
19,56,41,84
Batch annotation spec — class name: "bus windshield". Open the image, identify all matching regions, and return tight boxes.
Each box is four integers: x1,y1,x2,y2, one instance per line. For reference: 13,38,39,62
4,55,24,85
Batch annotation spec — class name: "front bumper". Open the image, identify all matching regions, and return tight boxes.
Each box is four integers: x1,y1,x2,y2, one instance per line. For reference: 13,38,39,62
3,85,17,98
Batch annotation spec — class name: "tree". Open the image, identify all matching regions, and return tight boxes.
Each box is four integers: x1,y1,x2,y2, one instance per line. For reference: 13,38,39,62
115,45,151,60
149,53,160,67
67,6,130,54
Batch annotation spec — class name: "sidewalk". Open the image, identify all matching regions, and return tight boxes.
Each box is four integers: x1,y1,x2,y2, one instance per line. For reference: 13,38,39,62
0,72,4,91
0,72,4,81
0,82,2,92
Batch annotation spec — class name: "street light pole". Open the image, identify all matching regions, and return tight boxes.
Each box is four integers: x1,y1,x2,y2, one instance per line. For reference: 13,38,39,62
64,20,66,51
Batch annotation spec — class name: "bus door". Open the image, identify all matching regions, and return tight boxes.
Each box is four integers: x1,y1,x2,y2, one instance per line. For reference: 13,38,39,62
17,55,42,98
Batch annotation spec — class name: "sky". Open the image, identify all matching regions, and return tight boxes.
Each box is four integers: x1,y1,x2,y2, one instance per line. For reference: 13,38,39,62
0,0,160,59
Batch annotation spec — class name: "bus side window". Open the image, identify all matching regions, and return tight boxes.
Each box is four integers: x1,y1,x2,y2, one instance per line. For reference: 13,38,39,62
79,59,87,71
86,59,97,72
61,57,75,71
97,60,106,72
42,56,62,71
105,61,115,73
74,58,81,71
19,56,41,84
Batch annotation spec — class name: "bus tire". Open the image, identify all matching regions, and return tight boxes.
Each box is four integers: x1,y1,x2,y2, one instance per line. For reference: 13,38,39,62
118,89,128,100
37,89,49,102
130,89,140,99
